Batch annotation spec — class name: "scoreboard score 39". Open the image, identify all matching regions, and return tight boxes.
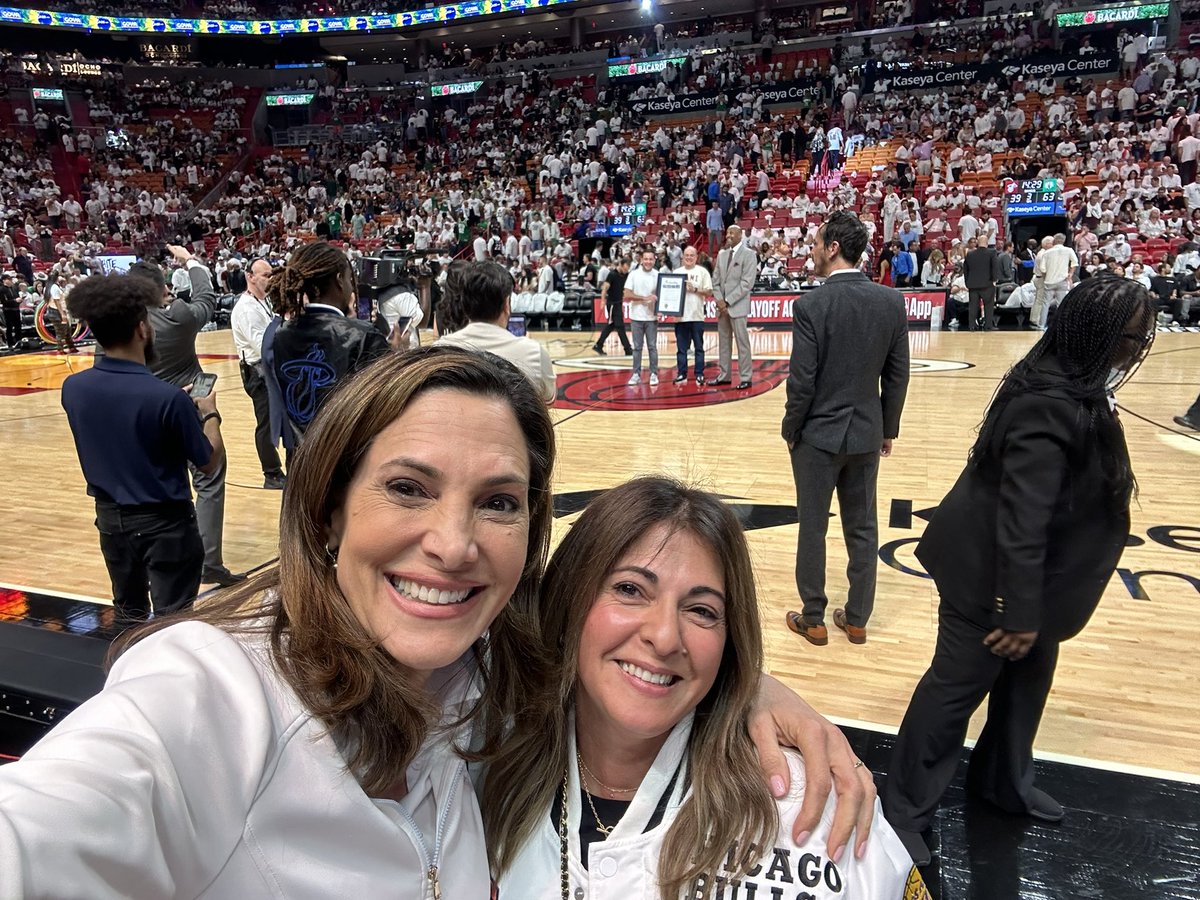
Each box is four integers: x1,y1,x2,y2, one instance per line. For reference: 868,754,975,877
1004,178,1066,216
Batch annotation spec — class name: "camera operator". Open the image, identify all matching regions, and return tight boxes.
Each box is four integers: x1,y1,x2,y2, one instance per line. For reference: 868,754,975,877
62,273,224,625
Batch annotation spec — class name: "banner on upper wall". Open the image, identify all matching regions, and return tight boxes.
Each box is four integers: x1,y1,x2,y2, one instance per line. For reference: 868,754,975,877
1056,2,1170,28
0,0,584,36
626,76,829,118
866,50,1120,93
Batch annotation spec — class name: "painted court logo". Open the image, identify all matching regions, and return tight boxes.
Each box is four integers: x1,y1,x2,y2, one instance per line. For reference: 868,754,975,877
554,360,790,411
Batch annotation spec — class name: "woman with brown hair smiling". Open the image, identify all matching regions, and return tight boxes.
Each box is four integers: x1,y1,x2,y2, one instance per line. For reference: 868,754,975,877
487,476,922,898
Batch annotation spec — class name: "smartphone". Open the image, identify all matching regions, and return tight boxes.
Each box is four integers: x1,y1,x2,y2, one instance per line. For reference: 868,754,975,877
189,373,217,399
507,315,526,337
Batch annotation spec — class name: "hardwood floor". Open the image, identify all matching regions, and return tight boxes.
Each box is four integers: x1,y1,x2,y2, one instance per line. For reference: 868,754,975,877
2,325,1197,776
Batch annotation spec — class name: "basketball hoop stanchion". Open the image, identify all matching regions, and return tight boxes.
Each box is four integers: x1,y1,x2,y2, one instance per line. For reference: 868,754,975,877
33,300,92,346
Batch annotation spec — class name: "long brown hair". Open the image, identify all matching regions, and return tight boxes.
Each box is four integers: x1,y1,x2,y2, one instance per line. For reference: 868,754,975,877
483,476,777,897
114,347,556,794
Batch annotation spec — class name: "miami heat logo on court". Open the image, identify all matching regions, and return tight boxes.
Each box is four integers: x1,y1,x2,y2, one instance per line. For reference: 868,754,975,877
554,360,790,411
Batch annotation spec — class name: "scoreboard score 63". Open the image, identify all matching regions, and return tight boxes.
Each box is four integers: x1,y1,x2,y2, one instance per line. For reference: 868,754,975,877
1004,178,1064,205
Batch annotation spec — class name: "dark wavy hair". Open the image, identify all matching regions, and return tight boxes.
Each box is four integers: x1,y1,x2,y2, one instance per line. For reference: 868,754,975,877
266,241,350,318
970,275,1155,503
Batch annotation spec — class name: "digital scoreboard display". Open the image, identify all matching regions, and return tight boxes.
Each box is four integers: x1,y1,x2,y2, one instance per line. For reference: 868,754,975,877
606,202,648,236
265,92,315,106
580,203,648,238
1004,178,1065,216
607,56,686,78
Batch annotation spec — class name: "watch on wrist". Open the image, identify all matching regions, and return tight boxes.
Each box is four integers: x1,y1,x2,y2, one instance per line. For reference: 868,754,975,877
201,411,222,426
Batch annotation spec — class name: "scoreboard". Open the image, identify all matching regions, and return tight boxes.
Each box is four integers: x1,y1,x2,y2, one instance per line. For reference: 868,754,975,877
1004,178,1065,216
606,202,648,236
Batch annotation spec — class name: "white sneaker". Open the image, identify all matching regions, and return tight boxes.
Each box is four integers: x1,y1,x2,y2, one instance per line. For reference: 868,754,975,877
649,372,659,386
627,373,641,385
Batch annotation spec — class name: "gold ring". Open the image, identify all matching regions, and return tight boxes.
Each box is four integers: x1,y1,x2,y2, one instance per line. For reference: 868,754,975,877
852,761,865,769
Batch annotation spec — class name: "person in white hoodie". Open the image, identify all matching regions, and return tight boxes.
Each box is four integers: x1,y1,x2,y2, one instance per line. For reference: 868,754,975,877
487,476,929,900
0,353,876,899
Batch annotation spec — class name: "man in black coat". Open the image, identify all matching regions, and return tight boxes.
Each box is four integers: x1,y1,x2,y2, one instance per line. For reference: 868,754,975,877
963,241,1001,331
1,273,22,350
883,279,1155,866
782,211,910,645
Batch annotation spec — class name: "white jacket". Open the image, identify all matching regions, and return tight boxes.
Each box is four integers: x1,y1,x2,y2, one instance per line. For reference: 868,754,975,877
500,712,924,900
0,621,490,900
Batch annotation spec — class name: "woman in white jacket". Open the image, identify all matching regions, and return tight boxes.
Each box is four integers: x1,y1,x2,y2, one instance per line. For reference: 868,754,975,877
487,477,928,900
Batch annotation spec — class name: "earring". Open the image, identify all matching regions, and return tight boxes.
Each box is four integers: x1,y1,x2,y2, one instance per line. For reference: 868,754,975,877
325,543,339,568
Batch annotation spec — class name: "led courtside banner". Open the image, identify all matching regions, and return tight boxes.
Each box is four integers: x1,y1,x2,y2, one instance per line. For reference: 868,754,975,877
0,0,584,36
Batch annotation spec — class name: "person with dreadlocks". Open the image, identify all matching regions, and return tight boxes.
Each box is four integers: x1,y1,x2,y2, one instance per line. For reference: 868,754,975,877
882,276,1156,867
267,241,389,438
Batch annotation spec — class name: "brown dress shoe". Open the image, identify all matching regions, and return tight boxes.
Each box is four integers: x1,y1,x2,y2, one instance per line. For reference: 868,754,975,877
786,611,828,646
833,608,867,644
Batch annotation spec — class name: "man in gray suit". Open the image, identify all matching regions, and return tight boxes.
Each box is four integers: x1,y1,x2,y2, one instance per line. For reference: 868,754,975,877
712,224,757,389
781,212,910,645
128,245,243,588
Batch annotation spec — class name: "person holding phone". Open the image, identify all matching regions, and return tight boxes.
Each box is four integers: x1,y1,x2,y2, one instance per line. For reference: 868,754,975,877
61,272,224,625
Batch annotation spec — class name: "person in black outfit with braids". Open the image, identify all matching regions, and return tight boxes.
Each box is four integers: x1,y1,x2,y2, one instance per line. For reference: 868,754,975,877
883,277,1157,867
267,241,389,439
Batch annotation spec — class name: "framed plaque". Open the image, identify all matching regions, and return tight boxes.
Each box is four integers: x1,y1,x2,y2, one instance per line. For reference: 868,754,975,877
656,272,688,316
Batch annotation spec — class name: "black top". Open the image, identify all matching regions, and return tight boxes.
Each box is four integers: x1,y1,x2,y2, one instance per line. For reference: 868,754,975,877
916,357,1131,641
271,306,390,434
603,269,627,305
61,356,212,506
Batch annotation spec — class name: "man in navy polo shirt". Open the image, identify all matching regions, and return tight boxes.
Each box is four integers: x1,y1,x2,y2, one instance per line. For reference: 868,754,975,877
62,273,225,624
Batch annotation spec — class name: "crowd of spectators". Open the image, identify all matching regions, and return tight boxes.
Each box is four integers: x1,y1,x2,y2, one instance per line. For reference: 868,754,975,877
4,3,1200,352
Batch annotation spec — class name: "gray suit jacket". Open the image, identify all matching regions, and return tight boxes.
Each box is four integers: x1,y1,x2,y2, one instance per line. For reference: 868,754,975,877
149,265,217,388
712,243,757,318
781,271,910,455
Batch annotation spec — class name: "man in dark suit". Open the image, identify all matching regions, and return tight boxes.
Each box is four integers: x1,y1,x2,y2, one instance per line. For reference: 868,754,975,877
963,240,1001,330
781,211,910,645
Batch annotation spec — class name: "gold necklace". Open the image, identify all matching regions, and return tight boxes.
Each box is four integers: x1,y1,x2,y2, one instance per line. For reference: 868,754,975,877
576,751,638,795
582,781,613,837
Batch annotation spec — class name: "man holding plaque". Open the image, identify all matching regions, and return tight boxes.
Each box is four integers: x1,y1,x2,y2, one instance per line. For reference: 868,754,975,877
712,225,757,389
624,248,661,386
672,246,714,385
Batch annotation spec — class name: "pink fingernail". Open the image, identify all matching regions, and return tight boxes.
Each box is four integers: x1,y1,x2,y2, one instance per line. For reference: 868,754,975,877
796,830,812,846
770,775,786,797
833,844,846,864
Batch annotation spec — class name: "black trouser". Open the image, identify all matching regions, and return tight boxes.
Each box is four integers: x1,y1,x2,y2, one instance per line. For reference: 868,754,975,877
968,286,997,330
596,300,632,353
3,310,20,348
94,500,204,625
791,441,880,628
1186,390,1200,422
883,601,1059,833
241,361,283,478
